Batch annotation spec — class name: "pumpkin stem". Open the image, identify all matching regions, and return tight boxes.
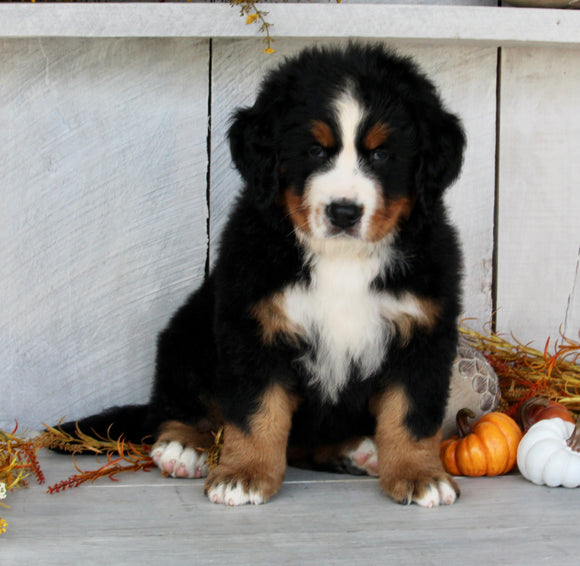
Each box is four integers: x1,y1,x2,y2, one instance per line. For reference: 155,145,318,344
456,408,476,439
519,397,549,432
567,419,580,453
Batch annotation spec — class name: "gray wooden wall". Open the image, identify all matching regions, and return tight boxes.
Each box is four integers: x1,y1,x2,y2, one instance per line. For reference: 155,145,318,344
2,31,579,429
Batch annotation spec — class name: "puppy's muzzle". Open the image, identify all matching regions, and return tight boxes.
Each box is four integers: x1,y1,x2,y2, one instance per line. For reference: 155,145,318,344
326,200,363,230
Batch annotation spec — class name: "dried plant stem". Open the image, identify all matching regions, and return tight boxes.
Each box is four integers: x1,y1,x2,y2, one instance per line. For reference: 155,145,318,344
0,424,45,496
460,325,580,418
230,0,275,53
40,424,155,494
0,423,46,535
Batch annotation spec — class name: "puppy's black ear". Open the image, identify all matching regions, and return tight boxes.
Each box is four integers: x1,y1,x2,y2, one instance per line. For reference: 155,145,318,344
228,104,279,209
415,107,465,212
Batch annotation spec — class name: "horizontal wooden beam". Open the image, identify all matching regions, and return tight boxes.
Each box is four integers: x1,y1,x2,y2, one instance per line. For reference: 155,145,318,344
0,3,579,48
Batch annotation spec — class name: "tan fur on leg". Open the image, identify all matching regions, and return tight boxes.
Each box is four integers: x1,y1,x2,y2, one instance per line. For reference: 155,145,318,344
204,384,299,505
372,387,460,507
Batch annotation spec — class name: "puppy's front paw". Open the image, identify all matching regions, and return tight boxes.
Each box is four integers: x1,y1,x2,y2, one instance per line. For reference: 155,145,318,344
203,465,283,506
381,472,460,508
151,440,209,479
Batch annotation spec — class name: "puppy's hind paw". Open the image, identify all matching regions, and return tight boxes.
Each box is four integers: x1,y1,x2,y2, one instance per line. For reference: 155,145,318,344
151,440,209,479
343,437,379,477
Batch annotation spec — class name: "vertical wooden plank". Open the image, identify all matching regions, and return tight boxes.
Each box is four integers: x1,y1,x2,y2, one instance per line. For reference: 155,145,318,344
497,47,580,345
210,39,497,324
406,44,497,325
0,38,209,429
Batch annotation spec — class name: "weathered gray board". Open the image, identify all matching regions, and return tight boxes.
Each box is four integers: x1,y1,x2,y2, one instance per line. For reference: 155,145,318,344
1,39,209,429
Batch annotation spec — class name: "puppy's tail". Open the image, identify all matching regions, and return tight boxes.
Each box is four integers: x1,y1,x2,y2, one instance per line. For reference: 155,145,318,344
47,404,154,453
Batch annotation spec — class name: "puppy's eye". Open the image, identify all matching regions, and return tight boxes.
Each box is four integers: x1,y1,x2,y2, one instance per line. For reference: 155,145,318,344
309,145,327,160
370,148,390,163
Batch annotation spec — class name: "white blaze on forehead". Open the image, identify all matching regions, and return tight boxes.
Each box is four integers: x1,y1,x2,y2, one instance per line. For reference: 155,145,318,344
333,87,365,170
305,87,380,239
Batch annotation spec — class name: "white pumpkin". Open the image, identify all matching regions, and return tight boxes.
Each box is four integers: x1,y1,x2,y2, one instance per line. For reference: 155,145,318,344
517,417,580,488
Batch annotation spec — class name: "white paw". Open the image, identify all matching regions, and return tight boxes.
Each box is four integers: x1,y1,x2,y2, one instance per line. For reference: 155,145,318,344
345,437,379,477
151,440,208,479
413,479,458,508
206,482,265,506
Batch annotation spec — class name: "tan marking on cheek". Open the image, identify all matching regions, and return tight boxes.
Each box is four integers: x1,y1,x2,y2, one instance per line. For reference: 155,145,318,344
280,186,311,235
367,196,414,242
204,385,300,502
251,292,303,346
364,122,392,151
371,387,457,504
310,120,335,148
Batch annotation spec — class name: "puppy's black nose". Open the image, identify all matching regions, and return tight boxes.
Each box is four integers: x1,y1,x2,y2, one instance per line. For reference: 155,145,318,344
326,200,363,229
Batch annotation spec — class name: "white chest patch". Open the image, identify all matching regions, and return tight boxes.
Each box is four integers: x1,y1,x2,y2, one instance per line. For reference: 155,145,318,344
284,242,392,402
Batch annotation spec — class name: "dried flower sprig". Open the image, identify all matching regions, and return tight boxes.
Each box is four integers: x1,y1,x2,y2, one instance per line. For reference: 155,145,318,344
0,423,46,535
45,441,155,494
0,423,45,496
40,423,155,494
231,0,275,54
0,483,7,533
40,421,152,456
460,325,580,418
204,426,224,470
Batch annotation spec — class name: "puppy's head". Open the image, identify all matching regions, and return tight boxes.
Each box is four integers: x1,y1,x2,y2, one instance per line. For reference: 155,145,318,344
229,44,465,243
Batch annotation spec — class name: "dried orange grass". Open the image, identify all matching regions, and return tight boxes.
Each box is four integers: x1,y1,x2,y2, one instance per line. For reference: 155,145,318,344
0,423,46,534
460,325,580,418
39,423,155,493
0,424,45,494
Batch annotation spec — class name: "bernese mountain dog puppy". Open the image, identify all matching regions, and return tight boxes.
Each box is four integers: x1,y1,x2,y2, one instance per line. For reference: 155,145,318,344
58,43,465,507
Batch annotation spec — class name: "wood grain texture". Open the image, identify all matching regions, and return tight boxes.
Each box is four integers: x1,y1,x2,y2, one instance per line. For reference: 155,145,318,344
0,38,210,430
2,450,580,564
496,47,580,344
1,4,579,47
210,39,497,323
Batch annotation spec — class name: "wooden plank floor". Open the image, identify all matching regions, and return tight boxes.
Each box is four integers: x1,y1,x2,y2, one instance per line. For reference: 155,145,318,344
2,450,578,565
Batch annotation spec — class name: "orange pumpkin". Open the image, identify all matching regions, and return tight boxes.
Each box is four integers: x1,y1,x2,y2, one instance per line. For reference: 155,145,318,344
518,397,575,432
440,409,522,477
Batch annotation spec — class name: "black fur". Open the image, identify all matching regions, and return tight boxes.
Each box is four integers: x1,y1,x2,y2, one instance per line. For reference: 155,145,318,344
56,44,464,462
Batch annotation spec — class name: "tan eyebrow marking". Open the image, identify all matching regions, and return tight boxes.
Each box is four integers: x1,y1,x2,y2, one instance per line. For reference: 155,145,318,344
364,122,392,151
310,120,336,148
